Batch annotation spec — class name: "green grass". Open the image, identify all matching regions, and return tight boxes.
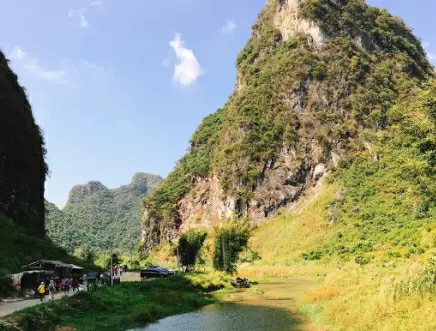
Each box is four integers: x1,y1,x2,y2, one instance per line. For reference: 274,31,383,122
1,273,227,331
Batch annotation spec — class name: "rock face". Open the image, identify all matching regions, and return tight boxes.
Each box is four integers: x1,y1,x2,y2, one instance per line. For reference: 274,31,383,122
273,0,324,45
0,51,47,237
141,0,432,255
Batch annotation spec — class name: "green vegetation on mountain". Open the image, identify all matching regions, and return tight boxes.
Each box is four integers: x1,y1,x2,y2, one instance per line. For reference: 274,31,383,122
249,79,436,263
0,215,98,279
142,0,434,249
46,173,162,254
0,51,47,237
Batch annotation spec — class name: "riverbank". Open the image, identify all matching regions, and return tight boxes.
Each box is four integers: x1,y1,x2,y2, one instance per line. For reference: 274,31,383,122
237,261,436,331
0,272,228,331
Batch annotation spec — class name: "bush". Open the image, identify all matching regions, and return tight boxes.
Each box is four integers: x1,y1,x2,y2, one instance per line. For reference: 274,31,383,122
213,221,250,274
178,230,207,271
355,256,370,269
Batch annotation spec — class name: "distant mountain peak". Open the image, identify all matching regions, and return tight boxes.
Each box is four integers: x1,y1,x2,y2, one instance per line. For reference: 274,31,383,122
67,181,108,204
46,172,163,253
131,172,163,185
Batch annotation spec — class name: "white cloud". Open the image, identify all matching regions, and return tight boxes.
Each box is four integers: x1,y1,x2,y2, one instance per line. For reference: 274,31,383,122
221,20,237,35
9,46,66,83
90,0,102,6
68,8,88,28
169,33,203,86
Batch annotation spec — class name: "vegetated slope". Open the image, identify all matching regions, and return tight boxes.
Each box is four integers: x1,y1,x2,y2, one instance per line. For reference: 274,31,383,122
0,215,97,276
141,0,434,255
250,78,436,263
46,173,162,254
0,51,47,237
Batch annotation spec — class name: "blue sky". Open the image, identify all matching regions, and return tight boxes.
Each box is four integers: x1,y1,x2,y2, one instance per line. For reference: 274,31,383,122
0,0,434,208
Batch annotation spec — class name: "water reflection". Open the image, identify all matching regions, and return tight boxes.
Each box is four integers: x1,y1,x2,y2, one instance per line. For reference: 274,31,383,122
131,302,303,331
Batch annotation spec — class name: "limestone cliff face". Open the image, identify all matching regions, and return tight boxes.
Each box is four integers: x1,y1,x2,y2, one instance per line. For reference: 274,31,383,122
273,0,324,45
141,0,432,255
0,51,47,237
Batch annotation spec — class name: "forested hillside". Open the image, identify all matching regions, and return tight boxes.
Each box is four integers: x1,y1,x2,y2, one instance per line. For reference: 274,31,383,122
141,0,435,255
46,173,162,254
0,51,47,237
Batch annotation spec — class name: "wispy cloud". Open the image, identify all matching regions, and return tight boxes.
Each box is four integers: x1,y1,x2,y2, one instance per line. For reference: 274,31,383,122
424,42,435,63
90,0,102,6
9,46,67,83
169,33,203,87
221,20,237,35
68,7,88,28
80,60,104,77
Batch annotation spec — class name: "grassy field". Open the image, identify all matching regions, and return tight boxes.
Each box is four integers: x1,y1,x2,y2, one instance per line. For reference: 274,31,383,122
243,173,436,331
0,272,228,331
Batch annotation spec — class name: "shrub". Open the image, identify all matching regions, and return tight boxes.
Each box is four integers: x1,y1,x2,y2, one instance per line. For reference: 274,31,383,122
355,255,370,269
213,221,250,274
178,230,207,271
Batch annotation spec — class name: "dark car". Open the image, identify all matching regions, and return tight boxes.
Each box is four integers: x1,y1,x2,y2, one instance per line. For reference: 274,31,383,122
140,265,175,279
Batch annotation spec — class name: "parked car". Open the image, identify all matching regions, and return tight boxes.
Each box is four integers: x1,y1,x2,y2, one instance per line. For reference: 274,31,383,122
140,265,175,279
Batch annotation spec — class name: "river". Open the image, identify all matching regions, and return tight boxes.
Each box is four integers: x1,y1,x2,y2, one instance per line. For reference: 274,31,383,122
130,277,319,331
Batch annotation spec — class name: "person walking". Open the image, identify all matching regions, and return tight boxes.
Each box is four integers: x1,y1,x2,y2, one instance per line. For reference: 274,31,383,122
61,278,67,294
82,273,88,291
72,278,79,292
48,280,56,300
37,280,46,302
55,278,61,293
66,277,71,293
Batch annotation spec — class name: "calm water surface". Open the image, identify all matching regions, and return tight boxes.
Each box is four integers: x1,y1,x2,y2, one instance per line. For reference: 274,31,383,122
130,278,317,331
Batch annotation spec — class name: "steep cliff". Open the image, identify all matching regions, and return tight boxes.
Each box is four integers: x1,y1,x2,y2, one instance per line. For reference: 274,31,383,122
141,0,434,255
0,51,48,237
46,173,162,253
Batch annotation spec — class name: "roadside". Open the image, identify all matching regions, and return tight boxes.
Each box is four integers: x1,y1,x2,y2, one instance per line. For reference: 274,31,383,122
0,292,73,318
0,272,228,331
121,271,141,282
0,271,140,319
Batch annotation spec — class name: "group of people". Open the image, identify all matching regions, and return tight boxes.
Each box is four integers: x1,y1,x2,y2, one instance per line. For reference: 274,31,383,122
111,264,128,277
36,276,82,301
35,268,127,302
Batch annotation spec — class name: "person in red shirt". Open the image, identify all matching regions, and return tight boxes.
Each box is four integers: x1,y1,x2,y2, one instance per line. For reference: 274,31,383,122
72,278,79,292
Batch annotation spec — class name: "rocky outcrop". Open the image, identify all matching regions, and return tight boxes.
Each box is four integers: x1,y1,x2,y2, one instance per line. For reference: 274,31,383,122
273,0,324,45
175,161,327,230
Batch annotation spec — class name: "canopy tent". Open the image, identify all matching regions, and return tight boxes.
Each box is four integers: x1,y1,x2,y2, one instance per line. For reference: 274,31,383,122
21,260,82,278
22,260,71,270
70,264,84,270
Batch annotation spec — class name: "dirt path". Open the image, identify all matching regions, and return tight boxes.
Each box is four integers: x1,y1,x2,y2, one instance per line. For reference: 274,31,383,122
121,271,141,282
0,292,73,317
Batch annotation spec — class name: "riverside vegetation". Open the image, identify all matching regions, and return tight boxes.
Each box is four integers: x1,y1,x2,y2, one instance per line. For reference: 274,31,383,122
0,273,228,331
